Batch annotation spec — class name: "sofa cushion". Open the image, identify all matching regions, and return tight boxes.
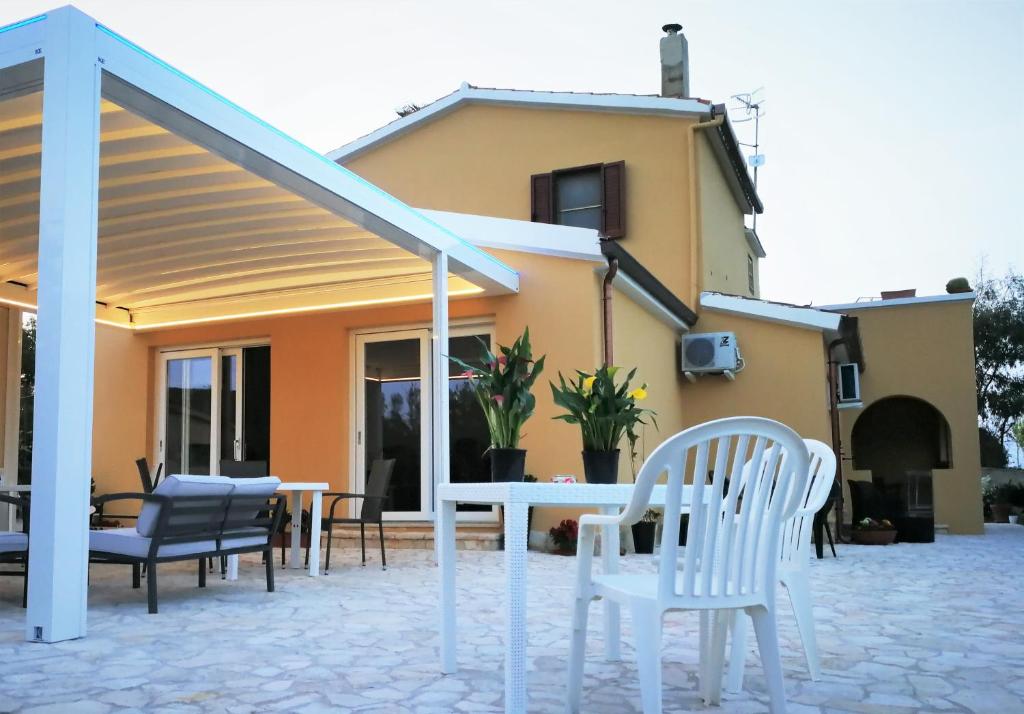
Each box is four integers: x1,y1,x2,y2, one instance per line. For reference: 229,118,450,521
224,476,281,527
0,531,27,554
136,475,235,538
91,528,216,559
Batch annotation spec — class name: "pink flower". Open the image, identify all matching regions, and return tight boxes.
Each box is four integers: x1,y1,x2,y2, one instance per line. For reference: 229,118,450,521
492,395,505,406
497,355,507,366
461,369,474,378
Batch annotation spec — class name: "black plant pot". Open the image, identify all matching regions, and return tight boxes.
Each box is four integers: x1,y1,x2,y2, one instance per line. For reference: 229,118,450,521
582,449,620,484
490,448,527,482
632,521,657,554
678,514,689,546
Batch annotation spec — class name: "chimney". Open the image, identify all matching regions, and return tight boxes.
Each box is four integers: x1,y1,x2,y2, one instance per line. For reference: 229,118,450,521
660,23,689,98
880,288,917,300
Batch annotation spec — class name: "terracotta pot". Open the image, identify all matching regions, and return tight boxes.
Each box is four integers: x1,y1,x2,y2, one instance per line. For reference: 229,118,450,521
991,503,1012,523
852,529,897,546
271,532,310,548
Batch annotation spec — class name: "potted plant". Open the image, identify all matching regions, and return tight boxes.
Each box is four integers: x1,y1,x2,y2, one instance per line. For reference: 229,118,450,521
851,517,897,545
549,518,579,555
448,328,545,482
982,477,1024,523
632,508,660,554
550,365,656,484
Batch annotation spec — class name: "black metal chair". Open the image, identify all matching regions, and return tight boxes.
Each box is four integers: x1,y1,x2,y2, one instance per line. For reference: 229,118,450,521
136,457,163,493
0,493,29,607
812,479,840,559
321,459,395,572
219,460,269,478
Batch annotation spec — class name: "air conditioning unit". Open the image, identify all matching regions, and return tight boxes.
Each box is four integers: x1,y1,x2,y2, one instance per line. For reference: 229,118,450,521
681,332,742,382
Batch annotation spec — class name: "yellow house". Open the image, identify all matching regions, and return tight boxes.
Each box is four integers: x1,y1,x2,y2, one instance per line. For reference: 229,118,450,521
0,17,980,560
326,85,982,533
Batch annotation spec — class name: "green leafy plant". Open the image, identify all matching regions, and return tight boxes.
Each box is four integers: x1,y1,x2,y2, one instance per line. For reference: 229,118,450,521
981,477,1024,507
447,328,545,449
641,508,661,524
550,365,657,460
855,517,894,531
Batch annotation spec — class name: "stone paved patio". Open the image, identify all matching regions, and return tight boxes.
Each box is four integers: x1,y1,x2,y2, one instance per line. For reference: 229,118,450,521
1,525,1022,713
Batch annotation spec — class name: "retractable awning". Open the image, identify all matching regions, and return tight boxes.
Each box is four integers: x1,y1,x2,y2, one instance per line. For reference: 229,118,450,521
0,6,502,642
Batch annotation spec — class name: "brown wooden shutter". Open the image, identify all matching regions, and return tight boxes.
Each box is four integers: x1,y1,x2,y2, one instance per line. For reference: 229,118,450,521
600,161,625,239
530,172,554,224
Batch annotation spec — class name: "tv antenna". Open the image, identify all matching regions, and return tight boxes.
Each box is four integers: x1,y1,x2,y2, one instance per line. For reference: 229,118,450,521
730,88,765,231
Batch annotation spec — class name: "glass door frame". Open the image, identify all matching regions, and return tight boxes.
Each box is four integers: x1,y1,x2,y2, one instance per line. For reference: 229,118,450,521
351,322,497,523
154,342,263,476
155,348,221,476
354,328,433,521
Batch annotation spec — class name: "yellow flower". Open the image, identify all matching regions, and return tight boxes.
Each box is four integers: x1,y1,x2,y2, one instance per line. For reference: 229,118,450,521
582,375,596,392
629,387,648,401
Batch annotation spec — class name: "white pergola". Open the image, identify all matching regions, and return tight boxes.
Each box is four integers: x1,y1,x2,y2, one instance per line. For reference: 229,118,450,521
0,6,518,642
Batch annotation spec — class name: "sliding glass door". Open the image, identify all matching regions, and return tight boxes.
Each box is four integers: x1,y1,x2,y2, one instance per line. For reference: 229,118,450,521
157,345,270,476
355,326,495,521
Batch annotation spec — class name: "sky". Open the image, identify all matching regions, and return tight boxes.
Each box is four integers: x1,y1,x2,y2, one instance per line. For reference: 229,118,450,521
1,0,1020,305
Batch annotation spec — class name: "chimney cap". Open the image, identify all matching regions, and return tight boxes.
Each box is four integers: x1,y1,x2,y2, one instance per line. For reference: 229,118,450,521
662,23,683,35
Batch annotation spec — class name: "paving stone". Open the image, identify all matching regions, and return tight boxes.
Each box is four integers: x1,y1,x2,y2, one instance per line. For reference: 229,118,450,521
1,526,1023,712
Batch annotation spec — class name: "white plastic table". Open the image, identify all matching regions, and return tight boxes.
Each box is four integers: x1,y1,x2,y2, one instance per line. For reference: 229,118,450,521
226,481,329,580
436,481,695,714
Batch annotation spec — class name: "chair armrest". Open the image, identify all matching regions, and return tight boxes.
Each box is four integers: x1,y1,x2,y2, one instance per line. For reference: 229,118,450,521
92,492,166,506
0,493,26,508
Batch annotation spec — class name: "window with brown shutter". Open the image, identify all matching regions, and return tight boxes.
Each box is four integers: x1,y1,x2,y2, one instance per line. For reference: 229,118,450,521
530,161,626,239
530,173,553,224
600,161,625,239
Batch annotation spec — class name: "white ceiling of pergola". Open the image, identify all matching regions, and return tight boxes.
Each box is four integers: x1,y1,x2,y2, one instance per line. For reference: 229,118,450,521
0,88,493,329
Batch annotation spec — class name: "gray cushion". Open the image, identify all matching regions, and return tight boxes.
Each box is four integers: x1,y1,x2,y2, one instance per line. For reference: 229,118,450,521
136,475,235,537
91,528,216,559
0,531,27,554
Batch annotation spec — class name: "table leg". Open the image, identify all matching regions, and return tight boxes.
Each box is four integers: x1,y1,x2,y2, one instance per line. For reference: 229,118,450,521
438,499,457,674
600,505,622,661
308,490,322,577
503,501,529,714
226,555,239,581
289,491,303,570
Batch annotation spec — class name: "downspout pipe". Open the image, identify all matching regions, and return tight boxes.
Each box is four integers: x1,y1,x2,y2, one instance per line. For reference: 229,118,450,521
602,255,619,365
687,109,725,308
826,337,847,540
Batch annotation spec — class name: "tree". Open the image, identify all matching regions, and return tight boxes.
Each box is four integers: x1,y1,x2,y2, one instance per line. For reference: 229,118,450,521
974,269,1024,451
979,426,1008,468
18,316,35,483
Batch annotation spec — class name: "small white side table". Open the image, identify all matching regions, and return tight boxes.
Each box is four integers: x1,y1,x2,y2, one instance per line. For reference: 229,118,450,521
225,481,329,580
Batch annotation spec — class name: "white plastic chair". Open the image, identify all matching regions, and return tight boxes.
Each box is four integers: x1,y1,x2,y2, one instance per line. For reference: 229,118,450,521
725,438,837,692
565,417,810,714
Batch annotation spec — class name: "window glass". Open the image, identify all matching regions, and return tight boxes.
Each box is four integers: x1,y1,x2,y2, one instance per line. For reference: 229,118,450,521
839,364,859,401
556,169,602,230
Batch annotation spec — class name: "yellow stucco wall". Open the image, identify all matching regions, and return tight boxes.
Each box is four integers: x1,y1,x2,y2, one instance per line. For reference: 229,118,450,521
837,298,983,534
697,134,759,298
681,312,832,443
342,104,698,303
87,250,605,524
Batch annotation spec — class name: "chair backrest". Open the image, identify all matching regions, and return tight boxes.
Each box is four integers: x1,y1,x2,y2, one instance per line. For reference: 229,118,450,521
221,476,281,533
361,459,396,522
847,479,885,524
621,417,809,604
779,439,837,568
219,459,269,478
136,457,155,494
136,475,235,537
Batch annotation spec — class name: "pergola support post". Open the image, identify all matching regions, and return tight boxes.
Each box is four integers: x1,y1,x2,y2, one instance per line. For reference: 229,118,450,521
431,251,450,559
26,7,101,643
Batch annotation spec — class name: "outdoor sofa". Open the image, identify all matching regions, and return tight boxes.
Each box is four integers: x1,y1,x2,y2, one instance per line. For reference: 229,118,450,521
89,475,285,613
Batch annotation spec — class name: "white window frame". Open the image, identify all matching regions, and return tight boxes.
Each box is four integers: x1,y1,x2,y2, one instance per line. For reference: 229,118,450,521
837,362,862,406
